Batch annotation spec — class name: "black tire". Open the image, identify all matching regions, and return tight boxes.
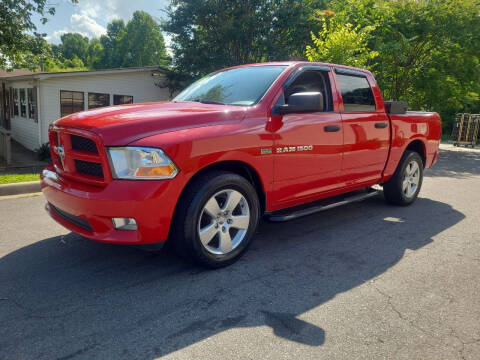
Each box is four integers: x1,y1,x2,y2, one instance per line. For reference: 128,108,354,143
172,171,260,268
383,150,424,206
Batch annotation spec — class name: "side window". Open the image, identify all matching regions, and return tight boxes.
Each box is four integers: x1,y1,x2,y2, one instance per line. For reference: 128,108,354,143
61,90,85,117
19,89,27,118
113,95,133,105
336,74,376,112
13,89,19,116
88,92,110,109
27,88,37,122
284,70,332,112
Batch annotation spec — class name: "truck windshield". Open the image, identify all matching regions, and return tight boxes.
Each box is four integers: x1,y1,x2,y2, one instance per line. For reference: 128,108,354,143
173,65,287,106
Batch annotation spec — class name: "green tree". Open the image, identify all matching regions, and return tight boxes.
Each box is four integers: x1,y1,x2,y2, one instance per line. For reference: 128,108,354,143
163,0,328,76
87,38,104,68
42,55,88,72
10,34,53,70
309,0,480,132
118,11,169,67
58,33,90,64
12,36,87,72
306,17,378,68
99,19,126,68
0,0,77,68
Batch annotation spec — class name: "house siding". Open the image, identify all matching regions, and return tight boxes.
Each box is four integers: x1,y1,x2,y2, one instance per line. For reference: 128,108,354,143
9,80,40,150
39,71,169,145
10,117,39,150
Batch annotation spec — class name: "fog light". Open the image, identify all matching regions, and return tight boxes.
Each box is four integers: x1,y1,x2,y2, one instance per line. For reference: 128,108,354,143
112,218,137,230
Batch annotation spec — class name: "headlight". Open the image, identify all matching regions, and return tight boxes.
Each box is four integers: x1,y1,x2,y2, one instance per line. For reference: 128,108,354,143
107,147,179,180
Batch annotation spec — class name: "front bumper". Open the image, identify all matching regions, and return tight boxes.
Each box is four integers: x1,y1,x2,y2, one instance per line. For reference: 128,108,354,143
41,165,183,245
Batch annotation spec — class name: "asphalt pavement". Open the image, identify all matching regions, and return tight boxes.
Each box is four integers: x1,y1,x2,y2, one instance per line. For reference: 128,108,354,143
0,144,479,360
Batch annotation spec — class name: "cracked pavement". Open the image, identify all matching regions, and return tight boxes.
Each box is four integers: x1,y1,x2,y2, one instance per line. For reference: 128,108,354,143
0,144,479,359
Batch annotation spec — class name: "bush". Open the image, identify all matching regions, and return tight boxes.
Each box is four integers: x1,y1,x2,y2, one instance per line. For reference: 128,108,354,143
35,143,51,161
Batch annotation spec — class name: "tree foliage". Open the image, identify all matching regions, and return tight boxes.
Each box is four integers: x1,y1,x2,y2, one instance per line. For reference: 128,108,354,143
54,11,170,70
163,0,328,76
0,0,77,68
57,33,90,64
305,16,378,68
99,19,126,68
9,10,169,72
11,36,88,72
308,0,480,131
118,11,170,67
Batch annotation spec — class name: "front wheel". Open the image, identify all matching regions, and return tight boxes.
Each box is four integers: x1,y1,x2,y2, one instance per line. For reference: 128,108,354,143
172,171,260,268
383,150,424,206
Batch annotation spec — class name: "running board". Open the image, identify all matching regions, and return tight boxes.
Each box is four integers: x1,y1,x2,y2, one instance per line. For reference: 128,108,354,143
266,188,380,222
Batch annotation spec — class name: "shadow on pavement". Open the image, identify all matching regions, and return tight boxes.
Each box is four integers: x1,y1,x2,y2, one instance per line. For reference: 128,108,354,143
426,147,480,178
0,193,464,359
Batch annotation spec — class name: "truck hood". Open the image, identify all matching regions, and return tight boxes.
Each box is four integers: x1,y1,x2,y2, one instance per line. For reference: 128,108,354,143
54,101,247,145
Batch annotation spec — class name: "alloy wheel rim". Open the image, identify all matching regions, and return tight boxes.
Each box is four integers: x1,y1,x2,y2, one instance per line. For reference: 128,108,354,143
402,160,420,198
198,189,250,255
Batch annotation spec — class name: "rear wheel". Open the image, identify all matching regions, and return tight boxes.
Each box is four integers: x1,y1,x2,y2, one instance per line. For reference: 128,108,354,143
383,150,423,206
172,171,260,268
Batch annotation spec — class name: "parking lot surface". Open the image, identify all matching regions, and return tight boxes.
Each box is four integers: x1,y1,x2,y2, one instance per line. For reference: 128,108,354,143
0,144,479,360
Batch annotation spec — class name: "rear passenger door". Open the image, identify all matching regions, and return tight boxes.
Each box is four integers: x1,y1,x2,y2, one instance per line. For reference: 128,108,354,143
335,68,390,185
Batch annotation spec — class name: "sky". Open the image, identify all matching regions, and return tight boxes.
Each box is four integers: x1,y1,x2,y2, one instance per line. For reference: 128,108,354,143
32,0,171,45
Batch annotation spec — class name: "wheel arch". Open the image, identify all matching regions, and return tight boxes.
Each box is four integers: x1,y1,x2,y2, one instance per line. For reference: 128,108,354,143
173,160,267,224
405,139,427,167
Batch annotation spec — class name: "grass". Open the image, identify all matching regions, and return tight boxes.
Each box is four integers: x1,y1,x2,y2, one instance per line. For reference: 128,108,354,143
0,173,40,184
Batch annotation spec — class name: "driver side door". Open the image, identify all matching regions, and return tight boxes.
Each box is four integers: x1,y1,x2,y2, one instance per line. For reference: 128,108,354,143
271,66,344,208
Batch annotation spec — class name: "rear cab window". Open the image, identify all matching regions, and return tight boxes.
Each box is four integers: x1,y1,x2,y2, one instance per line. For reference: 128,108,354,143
335,69,376,112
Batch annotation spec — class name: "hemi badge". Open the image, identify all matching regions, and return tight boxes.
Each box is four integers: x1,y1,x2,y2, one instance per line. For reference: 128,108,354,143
261,148,272,155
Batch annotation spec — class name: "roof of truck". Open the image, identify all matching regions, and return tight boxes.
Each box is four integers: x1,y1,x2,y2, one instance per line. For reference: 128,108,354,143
223,61,372,75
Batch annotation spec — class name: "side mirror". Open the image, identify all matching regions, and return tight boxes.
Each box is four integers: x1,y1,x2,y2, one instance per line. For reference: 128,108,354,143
273,92,324,115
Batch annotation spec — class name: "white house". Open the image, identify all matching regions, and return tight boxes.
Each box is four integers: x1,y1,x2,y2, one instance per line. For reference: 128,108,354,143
0,67,170,151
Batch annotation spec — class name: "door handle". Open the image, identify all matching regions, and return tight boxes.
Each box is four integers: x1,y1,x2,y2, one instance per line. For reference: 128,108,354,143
324,125,340,132
375,122,388,129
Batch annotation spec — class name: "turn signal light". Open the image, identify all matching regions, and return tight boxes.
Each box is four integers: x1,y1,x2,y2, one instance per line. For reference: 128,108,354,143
134,164,176,178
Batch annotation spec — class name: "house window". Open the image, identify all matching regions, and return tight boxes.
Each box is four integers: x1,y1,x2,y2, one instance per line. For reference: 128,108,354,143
27,88,37,122
88,93,109,109
19,89,27,117
60,90,84,117
113,95,133,105
13,89,19,116
5,90,10,117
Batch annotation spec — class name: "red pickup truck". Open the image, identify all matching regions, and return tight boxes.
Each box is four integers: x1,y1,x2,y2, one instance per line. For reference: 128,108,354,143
41,62,441,267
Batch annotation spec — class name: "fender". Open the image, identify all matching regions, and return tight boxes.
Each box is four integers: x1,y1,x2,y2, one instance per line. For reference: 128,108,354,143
382,110,439,182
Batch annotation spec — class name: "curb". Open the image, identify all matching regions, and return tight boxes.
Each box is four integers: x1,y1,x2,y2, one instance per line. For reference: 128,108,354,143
0,181,41,197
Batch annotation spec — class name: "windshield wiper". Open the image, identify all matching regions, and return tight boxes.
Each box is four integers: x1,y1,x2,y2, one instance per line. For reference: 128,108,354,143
191,99,225,105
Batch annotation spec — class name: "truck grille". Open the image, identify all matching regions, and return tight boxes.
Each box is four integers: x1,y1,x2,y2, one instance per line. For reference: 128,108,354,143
75,160,104,178
49,128,110,186
50,204,93,232
71,135,98,153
